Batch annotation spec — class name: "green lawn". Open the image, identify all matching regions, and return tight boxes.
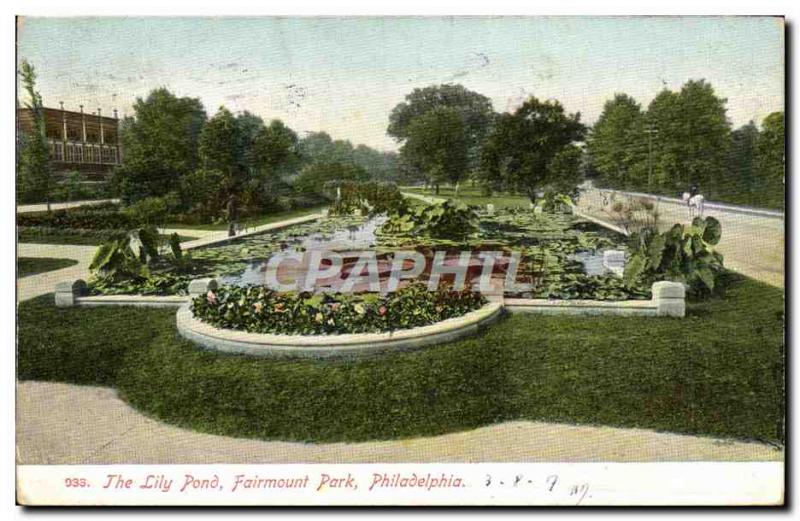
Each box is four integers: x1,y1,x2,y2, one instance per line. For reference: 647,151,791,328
16,273,784,445
163,206,328,231
403,185,531,209
17,257,79,277
17,230,198,246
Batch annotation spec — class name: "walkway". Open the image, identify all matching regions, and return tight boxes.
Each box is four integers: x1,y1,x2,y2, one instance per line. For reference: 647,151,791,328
15,212,325,304
162,212,323,250
16,243,96,302
16,381,782,464
17,198,120,213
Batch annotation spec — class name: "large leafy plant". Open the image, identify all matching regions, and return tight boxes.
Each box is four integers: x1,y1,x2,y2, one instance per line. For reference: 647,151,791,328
89,227,182,282
623,216,724,297
380,199,479,240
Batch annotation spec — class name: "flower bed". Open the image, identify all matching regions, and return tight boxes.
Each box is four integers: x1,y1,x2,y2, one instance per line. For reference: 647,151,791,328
190,283,487,335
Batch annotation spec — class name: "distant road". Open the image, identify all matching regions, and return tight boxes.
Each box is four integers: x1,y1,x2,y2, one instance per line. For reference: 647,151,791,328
17,198,120,214
577,188,784,288
584,187,783,220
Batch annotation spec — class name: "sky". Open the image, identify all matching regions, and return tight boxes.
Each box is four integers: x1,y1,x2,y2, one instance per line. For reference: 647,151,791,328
17,16,784,152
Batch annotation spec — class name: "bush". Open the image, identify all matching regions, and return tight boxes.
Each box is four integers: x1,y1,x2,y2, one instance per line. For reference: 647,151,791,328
123,194,180,226
16,203,135,229
191,283,487,335
294,162,369,197
18,226,126,243
325,180,407,216
46,173,114,202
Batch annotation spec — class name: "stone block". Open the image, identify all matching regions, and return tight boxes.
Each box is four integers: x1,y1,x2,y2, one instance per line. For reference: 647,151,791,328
603,249,626,266
652,280,686,299
188,278,218,297
652,281,686,317
54,279,87,307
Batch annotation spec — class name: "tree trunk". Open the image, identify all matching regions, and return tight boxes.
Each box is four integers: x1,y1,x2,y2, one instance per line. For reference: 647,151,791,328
434,183,440,195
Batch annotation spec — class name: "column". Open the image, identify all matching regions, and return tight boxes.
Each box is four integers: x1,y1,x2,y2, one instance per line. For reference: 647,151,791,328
60,101,67,162
80,105,87,164
113,109,121,164
97,108,104,165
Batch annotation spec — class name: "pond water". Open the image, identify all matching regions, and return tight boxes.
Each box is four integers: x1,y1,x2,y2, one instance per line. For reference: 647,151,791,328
215,216,387,286
196,213,623,290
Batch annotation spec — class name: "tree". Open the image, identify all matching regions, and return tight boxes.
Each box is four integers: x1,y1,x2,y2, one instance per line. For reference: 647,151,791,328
481,96,586,203
294,162,369,196
388,84,494,172
545,144,584,196
647,80,730,193
400,107,470,194
754,111,785,207
587,94,647,189
351,145,400,183
725,121,759,201
235,110,266,175
198,106,248,235
252,119,301,177
17,60,52,206
113,88,207,203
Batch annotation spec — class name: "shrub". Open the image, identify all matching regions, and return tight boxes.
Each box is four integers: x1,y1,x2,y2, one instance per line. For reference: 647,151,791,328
123,194,180,226
18,226,126,243
191,283,487,335
16,203,135,229
325,180,407,216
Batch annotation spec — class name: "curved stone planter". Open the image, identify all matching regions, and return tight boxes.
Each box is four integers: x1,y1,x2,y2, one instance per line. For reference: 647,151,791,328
176,302,504,359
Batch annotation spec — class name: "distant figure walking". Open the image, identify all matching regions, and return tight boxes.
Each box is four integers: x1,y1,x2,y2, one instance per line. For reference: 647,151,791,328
682,184,704,218
227,194,239,237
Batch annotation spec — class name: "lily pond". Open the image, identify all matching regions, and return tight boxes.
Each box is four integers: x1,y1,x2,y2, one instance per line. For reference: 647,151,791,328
90,208,651,300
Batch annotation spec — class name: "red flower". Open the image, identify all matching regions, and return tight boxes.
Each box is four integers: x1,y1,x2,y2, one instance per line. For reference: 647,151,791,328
378,305,388,316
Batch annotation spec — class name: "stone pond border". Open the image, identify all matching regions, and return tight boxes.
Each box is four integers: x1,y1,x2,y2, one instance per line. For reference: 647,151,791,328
176,300,504,359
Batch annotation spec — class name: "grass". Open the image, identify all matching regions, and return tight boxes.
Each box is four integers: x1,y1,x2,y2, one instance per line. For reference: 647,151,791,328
17,230,198,246
403,185,531,209
16,273,784,445
163,205,328,231
17,257,79,277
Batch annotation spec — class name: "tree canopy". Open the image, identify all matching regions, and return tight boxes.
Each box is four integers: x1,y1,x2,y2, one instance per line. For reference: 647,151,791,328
388,84,494,173
17,60,52,204
114,88,207,203
587,80,782,208
587,93,647,189
481,96,586,202
400,106,470,192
